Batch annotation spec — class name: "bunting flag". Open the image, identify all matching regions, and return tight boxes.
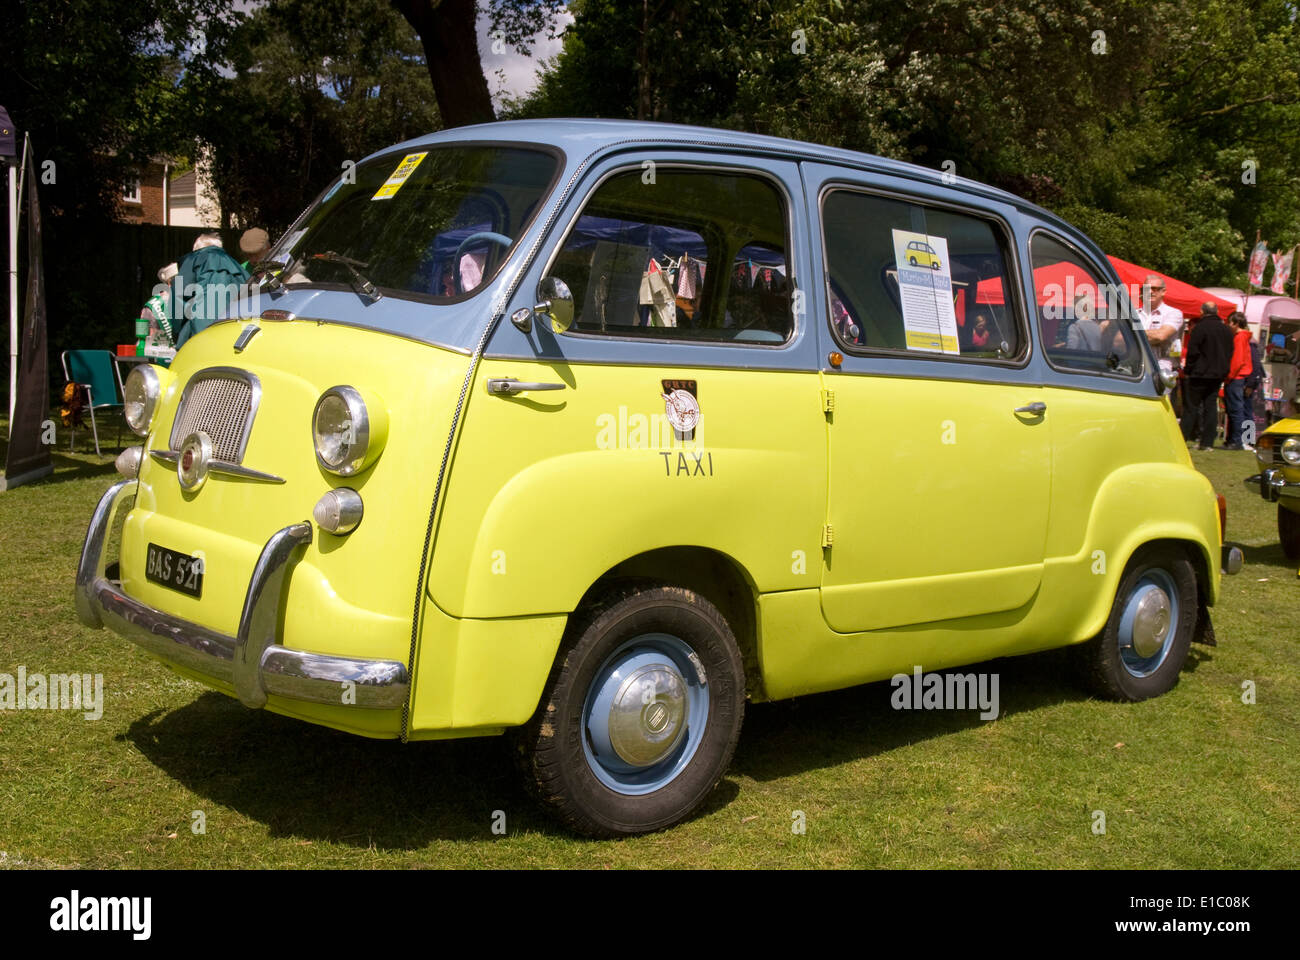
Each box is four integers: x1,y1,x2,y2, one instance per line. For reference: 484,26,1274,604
1271,246,1296,295
1247,241,1269,288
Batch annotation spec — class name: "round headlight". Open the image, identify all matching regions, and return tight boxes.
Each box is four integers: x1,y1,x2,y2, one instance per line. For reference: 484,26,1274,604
313,385,386,475
1282,437,1300,465
123,364,162,436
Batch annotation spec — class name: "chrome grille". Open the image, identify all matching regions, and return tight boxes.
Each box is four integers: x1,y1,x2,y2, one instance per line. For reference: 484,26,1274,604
169,371,257,463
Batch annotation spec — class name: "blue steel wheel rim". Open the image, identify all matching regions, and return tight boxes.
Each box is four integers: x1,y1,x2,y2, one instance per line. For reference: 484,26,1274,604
581,632,710,796
1116,568,1179,678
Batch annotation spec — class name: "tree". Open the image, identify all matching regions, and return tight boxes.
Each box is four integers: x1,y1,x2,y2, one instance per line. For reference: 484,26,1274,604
518,0,1300,288
0,0,242,220
188,0,442,231
390,0,567,127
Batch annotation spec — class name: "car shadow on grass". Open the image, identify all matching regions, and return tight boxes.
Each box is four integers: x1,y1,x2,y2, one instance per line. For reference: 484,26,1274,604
1237,541,1297,575
731,647,1194,783
116,642,1213,846
118,693,578,846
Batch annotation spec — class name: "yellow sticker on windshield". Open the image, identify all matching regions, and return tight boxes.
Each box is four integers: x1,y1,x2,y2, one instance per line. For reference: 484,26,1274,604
372,152,427,200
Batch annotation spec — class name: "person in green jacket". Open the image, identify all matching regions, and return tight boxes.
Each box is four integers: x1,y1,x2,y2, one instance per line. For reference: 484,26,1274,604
173,233,250,349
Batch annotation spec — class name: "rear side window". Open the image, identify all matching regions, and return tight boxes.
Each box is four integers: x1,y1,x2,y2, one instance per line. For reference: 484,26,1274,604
1030,232,1143,377
548,168,792,343
821,189,1024,361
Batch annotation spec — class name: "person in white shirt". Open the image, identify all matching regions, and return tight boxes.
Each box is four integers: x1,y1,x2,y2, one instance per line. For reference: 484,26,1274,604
1138,274,1185,359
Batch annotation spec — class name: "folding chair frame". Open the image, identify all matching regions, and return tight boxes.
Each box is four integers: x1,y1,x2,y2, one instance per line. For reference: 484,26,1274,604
61,350,127,457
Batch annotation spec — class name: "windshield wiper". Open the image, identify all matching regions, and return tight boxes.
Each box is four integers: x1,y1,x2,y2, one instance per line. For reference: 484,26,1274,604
249,259,289,291
310,251,382,303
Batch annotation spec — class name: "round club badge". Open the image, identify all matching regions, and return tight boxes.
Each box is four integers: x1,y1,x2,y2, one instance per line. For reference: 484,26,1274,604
662,389,700,434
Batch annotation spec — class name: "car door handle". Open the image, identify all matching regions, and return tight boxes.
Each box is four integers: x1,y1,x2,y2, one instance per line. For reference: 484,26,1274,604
486,378,567,396
1014,402,1047,416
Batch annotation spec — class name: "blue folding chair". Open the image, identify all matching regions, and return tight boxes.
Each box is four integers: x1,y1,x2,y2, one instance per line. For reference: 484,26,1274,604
61,350,126,456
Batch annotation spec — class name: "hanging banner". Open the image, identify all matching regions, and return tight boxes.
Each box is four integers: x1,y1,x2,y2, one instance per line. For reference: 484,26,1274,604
1270,246,1296,296
1,144,54,491
1247,241,1269,289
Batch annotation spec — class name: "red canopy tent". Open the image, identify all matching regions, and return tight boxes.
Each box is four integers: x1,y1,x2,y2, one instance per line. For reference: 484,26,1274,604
1105,255,1235,320
974,261,1105,309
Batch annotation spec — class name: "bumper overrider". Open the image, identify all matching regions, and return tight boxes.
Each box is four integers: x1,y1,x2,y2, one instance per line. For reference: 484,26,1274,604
1245,467,1300,503
75,480,409,710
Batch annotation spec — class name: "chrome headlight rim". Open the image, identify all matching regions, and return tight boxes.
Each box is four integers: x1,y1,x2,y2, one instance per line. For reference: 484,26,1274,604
123,364,162,436
1282,437,1300,465
313,385,371,476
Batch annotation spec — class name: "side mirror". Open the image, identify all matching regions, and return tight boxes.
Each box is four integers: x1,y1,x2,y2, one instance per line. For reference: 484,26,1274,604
1156,358,1178,394
534,276,574,334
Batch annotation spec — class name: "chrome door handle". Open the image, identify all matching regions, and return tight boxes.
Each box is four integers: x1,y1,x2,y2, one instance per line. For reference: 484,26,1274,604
1015,402,1047,415
486,378,567,396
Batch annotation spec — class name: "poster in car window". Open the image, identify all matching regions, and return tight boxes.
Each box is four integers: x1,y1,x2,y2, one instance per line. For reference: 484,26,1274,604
891,229,960,354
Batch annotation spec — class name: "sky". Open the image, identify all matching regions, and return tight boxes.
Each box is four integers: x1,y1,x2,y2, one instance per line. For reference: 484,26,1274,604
476,5,572,107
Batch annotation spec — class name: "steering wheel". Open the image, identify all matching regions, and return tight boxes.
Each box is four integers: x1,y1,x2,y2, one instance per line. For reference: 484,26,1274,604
452,231,512,294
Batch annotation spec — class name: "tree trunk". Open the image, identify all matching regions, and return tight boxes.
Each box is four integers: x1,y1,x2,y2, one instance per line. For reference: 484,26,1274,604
391,0,496,128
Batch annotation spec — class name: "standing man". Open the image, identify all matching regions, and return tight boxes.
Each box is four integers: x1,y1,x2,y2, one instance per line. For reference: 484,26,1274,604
1181,302,1235,450
1138,274,1186,414
1223,312,1254,450
1138,275,1186,358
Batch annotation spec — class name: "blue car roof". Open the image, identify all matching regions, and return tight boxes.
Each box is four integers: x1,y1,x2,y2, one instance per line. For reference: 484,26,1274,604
368,117,1074,236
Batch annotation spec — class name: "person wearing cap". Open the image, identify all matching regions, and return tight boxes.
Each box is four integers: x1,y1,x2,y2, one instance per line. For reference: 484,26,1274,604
239,227,271,270
1180,301,1235,450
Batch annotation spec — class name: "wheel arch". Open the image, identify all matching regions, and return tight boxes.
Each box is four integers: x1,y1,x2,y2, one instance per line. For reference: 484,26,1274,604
574,545,766,701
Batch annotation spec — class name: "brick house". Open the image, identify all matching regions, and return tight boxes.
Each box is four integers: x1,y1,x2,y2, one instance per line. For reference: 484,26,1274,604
117,152,220,227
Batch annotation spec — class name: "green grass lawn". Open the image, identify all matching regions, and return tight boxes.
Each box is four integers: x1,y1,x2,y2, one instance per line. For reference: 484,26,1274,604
1,421,1297,869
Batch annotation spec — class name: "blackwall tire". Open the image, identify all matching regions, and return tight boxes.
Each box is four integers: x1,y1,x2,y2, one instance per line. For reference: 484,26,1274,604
514,583,745,838
1076,544,1197,702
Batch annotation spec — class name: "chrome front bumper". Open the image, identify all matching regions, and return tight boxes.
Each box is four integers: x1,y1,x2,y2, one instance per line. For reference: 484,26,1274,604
75,480,409,710
1245,468,1300,503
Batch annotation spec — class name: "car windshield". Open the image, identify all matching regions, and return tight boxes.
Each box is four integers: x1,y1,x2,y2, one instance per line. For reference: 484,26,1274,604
269,145,559,302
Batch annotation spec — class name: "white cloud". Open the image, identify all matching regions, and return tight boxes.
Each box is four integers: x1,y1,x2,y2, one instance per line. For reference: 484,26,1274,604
476,4,572,107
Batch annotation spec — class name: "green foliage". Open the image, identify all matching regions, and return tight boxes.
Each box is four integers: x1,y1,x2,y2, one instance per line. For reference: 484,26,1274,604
518,0,1300,288
189,0,441,232
0,0,242,219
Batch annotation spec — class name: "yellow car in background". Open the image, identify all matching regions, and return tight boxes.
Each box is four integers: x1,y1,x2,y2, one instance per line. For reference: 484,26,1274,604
1246,416,1300,561
76,119,1238,837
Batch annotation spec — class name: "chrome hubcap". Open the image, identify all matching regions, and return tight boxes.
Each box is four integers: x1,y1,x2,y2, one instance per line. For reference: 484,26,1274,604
582,632,710,796
1117,569,1179,678
1129,586,1171,658
608,662,687,766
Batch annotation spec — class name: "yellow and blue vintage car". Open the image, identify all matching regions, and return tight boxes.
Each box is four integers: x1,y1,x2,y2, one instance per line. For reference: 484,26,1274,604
77,120,1239,836
1245,416,1300,562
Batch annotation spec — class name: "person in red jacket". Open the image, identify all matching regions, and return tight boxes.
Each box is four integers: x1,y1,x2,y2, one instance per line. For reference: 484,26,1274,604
1223,312,1253,450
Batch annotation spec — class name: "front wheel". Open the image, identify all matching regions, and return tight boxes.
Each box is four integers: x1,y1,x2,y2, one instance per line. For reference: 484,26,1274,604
1075,544,1197,701
1279,505,1300,560
514,583,745,837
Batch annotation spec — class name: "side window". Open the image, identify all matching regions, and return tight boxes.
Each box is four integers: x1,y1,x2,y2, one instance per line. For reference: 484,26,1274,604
550,168,792,343
1030,233,1143,377
822,189,1024,361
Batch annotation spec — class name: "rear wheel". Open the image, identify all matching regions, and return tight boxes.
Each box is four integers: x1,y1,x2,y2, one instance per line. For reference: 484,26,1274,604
1076,544,1197,701
1279,505,1300,560
515,583,744,837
